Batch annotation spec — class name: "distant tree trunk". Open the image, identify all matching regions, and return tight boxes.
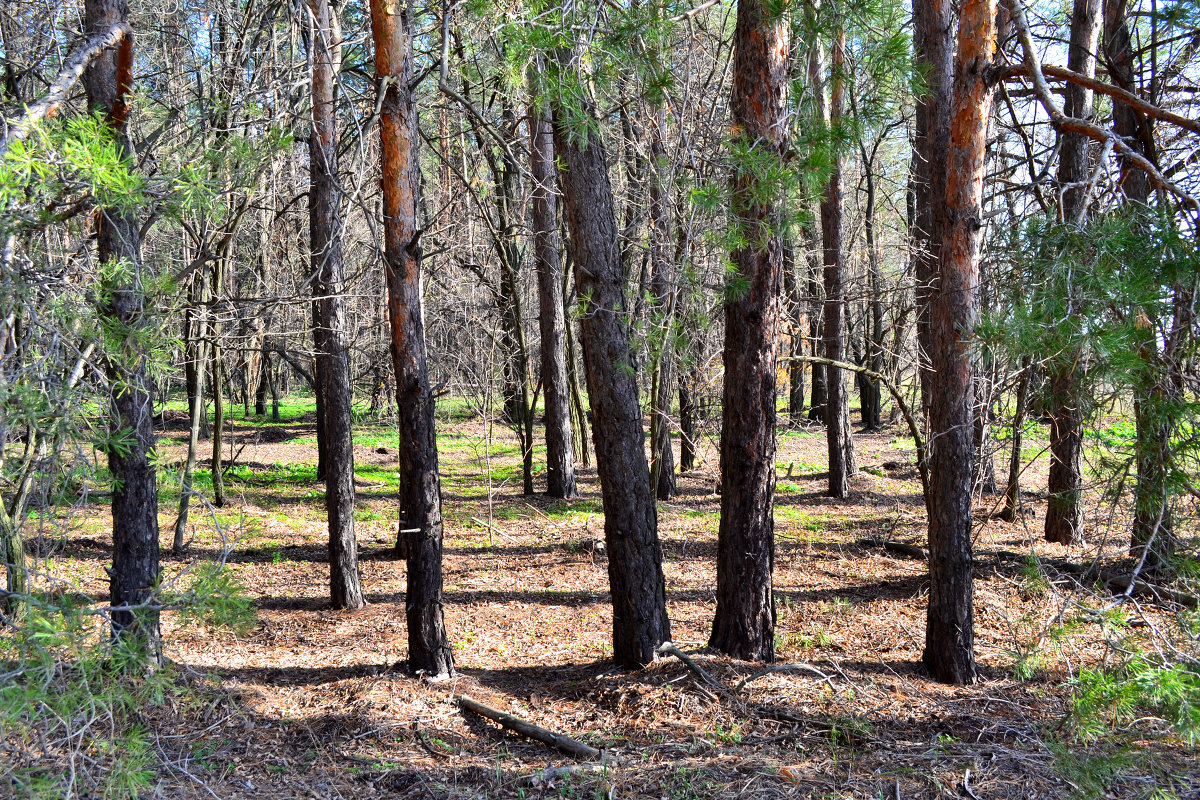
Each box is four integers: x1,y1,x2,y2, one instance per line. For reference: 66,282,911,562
255,342,270,416
911,0,955,420
859,137,885,432
647,108,677,501
783,239,806,421
922,0,994,686
308,0,363,610
551,46,672,669
369,0,453,677
528,94,576,499
806,235,826,422
678,365,698,472
84,0,160,663
173,272,208,553
709,0,789,663
998,358,1031,521
1104,0,1177,567
1045,0,1101,545
817,27,855,499
210,298,226,509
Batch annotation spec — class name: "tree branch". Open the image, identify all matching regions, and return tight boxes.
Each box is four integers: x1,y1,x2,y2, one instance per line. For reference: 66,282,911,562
0,23,133,157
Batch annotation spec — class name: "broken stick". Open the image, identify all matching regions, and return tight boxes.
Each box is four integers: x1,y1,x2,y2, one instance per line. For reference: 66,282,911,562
455,694,600,760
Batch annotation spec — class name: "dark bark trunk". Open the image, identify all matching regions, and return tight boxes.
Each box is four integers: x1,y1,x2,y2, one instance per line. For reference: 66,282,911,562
370,0,453,677
783,239,806,420
551,47,672,668
860,140,885,432
1044,0,1101,545
529,96,576,499
922,0,993,685
806,249,826,421
709,0,789,663
912,0,955,421
647,108,677,501
678,365,697,472
816,29,855,499
210,320,226,508
309,0,363,610
173,272,207,553
84,0,160,663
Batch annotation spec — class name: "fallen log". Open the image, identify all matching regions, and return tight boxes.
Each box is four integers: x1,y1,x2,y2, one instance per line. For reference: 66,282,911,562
856,537,928,561
455,694,600,760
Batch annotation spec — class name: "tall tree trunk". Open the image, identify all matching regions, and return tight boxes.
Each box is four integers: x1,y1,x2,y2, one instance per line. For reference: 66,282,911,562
84,0,160,663
911,0,955,420
860,138,885,432
922,0,994,685
173,272,208,553
806,236,826,421
1045,0,1101,545
528,94,576,499
647,108,677,501
550,47,672,669
709,0,789,663
369,0,453,677
817,26,855,499
1105,0,1177,566
309,0,363,609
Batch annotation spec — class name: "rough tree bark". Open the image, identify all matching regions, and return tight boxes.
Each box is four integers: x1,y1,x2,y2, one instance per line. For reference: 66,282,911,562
1044,0,1101,546
369,0,453,677
551,47,672,669
709,0,789,663
647,107,677,501
922,0,995,685
308,0,363,609
83,0,160,663
911,0,955,419
817,25,856,499
529,94,577,499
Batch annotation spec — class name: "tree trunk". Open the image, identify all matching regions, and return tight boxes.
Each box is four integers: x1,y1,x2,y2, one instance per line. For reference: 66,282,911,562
922,0,994,685
817,27,855,499
309,0,363,610
998,358,1030,522
528,95,576,499
860,138,885,432
709,0,789,663
647,108,677,501
210,318,226,508
806,243,826,421
911,0,955,420
173,272,208,553
551,46,672,669
783,239,806,420
679,365,697,472
84,0,160,664
1045,0,1101,545
369,0,453,677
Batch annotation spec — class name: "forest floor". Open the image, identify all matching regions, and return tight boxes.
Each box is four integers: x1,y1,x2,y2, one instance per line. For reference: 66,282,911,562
37,396,1200,799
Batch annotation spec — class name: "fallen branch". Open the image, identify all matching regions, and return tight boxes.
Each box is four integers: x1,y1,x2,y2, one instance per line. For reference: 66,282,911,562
655,641,728,692
856,537,928,561
733,663,834,692
455,694,600,760
0,23,132,157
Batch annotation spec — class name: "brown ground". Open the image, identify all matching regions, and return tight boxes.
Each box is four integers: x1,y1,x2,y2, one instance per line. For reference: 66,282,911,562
37,406,1200,799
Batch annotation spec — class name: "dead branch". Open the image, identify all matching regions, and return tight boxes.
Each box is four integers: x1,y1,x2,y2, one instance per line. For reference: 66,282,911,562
455,694,600,760
0,23,133,157
733,663,834,692
1002,0,1200,210
996,63,1200,138
654,641,728,692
